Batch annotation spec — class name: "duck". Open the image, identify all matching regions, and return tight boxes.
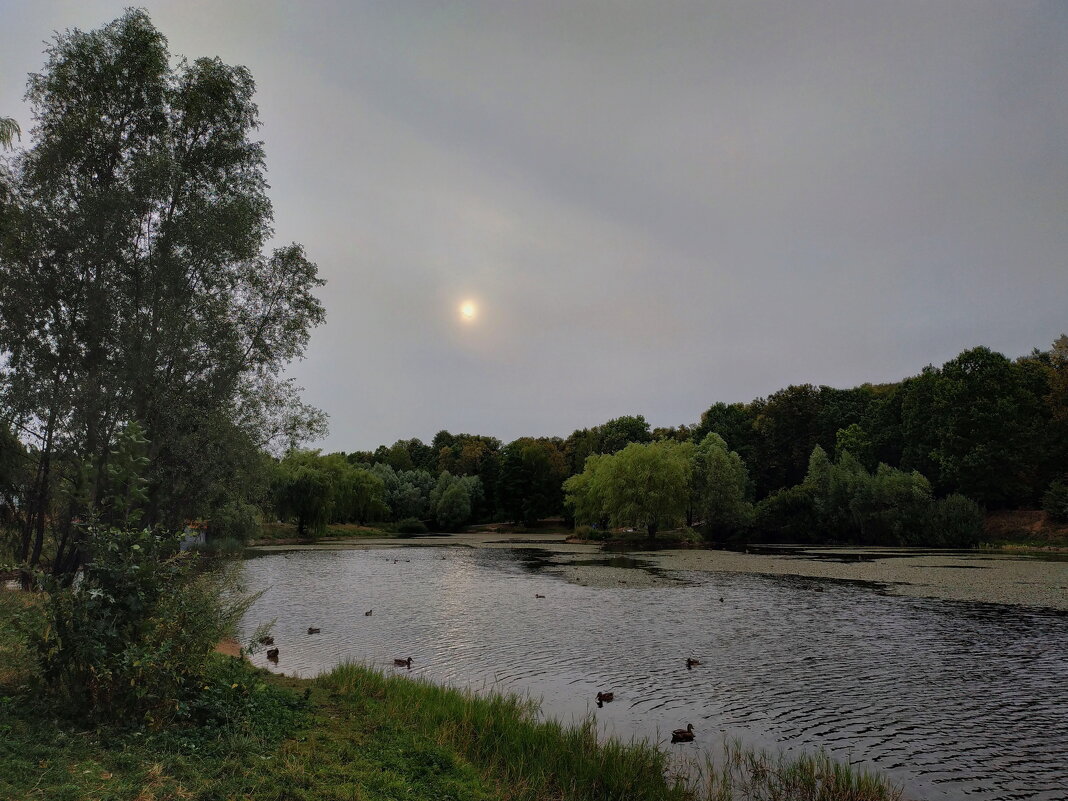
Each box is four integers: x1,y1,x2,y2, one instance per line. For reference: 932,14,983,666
365,609,373,616
671,723,695,743
258,635,274,646
596,692,614,707
686,658,701,669
266,648,279,661
535,593,546,599
394,657,413,668
307,627,320,634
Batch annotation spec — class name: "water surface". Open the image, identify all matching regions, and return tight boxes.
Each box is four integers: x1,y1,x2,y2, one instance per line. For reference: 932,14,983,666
240,544,1068,801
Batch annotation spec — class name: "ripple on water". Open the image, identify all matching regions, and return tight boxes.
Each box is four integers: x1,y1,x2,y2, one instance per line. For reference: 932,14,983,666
239,546,1068,801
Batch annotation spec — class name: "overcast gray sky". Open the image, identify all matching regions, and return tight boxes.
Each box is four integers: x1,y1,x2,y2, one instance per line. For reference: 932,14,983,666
3,1,1066,451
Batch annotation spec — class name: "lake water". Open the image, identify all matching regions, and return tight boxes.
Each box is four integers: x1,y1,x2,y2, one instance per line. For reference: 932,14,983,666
239,543,1068,801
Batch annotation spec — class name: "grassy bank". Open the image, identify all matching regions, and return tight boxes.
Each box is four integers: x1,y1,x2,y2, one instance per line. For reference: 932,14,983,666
1,590,901,801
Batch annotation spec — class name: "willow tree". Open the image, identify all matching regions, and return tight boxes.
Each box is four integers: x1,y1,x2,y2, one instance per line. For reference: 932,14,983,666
0,11,326,573
565,441,691,538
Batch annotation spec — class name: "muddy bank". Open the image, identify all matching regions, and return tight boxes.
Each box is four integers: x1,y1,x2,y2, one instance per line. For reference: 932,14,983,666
642,546,1068,609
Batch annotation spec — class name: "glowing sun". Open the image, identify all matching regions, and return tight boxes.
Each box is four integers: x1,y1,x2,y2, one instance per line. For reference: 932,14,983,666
460,300,477,321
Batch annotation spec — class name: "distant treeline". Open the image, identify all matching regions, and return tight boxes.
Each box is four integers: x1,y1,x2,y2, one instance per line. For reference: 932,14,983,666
277,337,1068,545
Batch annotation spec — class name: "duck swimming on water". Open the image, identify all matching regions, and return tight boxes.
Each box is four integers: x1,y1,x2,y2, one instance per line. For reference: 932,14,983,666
671,723,695,743
394,657,413,668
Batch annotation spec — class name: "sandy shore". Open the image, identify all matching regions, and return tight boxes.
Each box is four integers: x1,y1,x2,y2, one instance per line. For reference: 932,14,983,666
249,534,1068,610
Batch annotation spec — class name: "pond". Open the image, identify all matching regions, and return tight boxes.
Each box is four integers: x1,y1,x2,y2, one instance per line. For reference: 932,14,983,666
238,542,1068,801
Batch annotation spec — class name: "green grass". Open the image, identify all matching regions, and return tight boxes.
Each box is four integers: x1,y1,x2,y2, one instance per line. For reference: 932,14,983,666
1,590,903,801
320,661,689,801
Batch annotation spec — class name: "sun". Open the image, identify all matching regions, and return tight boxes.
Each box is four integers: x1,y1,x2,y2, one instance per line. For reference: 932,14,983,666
460,300,477,321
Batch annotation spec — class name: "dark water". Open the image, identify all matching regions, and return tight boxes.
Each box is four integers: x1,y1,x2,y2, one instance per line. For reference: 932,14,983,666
239,546,1068,801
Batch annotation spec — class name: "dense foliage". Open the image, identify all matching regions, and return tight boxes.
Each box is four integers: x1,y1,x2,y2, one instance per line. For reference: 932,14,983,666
749,447,984,546
32,526,257,723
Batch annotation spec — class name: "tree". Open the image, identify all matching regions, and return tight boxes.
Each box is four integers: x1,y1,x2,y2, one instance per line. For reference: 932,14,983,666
692,433,750,536
0,11,325,572
350,469,389,524
926,347,1047,505
596,415,652,454
563,453,611,528
567,441,691,538
275,464,331,538
434,479,472,530
835,423,875,470
498,437,567,525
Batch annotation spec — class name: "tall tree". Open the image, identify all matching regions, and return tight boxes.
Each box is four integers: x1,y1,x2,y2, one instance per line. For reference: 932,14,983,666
692,433,750,535
498,437,567,525
0,11,325,572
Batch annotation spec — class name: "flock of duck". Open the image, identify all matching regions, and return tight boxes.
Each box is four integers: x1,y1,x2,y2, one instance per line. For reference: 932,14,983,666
256,594,701,746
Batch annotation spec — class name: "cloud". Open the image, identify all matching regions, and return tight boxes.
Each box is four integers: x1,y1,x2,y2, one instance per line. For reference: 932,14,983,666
3,1,1066,448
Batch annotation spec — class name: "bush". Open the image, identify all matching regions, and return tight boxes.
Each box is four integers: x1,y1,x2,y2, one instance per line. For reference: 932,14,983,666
752,485,821,543
33,526,256,724
572,524,609,541
396,517,429,535
1043,480,1068,523
208,499,262,544
928,493,984,547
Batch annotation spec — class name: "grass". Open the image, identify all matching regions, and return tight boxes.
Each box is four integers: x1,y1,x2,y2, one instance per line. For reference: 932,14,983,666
253,521,397,545
0,589,904,801
320,661,689,801
697,739,902,801
568,526,704,547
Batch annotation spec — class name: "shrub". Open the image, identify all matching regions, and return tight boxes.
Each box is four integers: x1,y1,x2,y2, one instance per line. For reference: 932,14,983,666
572,524,610,541
1043,480,1068,524
208,499,262,544
928,493,984,547
34,526,256,724
752,485,821,543
396,517,429,535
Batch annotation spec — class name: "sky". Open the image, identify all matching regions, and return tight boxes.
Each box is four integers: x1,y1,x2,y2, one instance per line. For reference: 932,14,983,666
2,1,1066,451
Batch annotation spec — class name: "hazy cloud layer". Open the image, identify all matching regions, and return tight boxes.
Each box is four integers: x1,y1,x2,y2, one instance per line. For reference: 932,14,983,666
3,1,1066,449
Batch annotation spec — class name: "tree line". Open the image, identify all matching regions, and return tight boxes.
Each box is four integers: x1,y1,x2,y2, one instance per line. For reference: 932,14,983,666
290,336,1066,545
